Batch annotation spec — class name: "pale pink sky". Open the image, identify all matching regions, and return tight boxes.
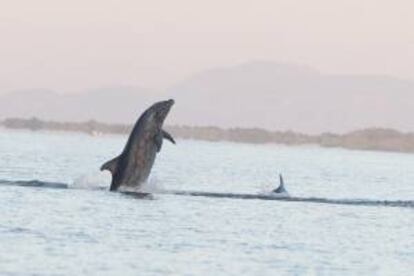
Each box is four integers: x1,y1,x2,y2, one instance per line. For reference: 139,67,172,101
1,0,413,93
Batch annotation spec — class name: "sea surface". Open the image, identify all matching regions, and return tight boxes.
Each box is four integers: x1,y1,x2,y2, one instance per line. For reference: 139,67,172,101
0,129,413,275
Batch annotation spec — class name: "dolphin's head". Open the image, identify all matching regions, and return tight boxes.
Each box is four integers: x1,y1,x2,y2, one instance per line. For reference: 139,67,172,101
142,99,175,131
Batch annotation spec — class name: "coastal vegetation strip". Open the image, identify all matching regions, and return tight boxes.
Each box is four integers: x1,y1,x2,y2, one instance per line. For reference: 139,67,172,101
1,117,413,153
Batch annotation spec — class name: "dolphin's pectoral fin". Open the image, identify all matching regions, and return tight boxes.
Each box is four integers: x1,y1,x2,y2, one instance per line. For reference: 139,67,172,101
154,130,175,152
154,133,163,152
162,130,176,144
100,156,120,175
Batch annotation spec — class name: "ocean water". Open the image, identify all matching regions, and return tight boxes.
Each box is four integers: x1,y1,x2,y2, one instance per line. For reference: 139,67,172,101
0,129,413,275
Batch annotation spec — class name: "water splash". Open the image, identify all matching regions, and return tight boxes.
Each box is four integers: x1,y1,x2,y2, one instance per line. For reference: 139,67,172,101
71,171,110,190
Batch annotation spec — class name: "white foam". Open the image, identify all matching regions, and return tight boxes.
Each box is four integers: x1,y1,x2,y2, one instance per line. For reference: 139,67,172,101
71,171,111,190
101,175,165,193
140,176,165,193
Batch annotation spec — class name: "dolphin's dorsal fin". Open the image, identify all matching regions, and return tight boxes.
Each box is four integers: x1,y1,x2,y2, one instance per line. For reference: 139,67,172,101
273,174,287,193
100,156,120,175
162,130,176,144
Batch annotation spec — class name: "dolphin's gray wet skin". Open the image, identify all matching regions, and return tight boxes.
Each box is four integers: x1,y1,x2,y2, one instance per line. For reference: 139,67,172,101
100,99,175,191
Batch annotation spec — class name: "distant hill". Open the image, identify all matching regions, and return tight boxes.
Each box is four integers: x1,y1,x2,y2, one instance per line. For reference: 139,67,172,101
1,61,413,133
167,61,414,133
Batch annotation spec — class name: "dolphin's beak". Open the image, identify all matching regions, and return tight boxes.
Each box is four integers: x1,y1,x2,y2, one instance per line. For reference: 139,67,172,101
167,99,175,106
162,99,175,112
152,99,175,121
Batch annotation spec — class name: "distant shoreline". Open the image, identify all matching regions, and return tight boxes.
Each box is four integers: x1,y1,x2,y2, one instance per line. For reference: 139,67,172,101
1,117,413,154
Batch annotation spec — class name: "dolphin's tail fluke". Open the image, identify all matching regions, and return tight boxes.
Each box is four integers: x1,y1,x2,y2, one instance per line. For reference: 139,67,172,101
100,156,120,175
273,174,288,194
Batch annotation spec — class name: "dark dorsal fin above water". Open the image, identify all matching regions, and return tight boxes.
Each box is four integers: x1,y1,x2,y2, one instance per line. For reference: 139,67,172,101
100,156,120,175
162,130,176,144
273,174,287,194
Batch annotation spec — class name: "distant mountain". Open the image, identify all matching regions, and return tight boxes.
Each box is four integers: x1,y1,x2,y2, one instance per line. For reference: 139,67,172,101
167,61,414,133
1,61,413,133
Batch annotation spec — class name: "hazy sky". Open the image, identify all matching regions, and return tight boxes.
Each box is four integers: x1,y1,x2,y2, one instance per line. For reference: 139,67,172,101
1,0,413,93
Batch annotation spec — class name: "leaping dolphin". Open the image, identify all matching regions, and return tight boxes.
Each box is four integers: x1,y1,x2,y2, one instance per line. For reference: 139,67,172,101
100,99,175,191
